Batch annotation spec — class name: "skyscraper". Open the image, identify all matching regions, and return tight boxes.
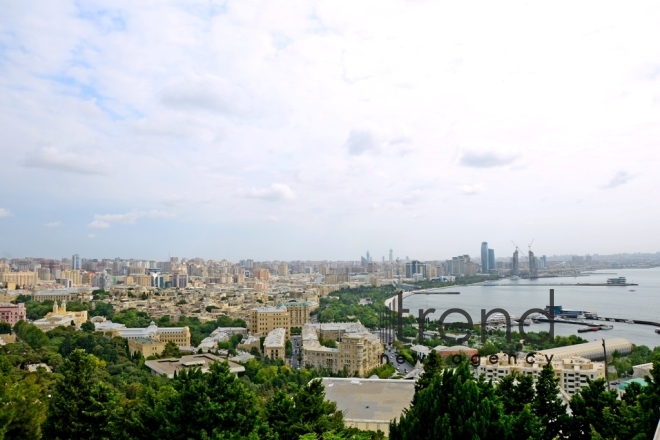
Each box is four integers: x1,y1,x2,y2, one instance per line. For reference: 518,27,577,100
366,251,371,263
529,251,537,278
389,249,393,262
72,254,80,271
512,250,519,275
488,249,495,273
481,242,489,274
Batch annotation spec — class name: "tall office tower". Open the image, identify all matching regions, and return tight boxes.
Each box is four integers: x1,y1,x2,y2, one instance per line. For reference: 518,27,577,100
481,242,489,273
360,256,367,266
488,249,495,273
389,249,393,262
512,250,519,275
72,254,80,271
366,251,371,263
529,251,537,277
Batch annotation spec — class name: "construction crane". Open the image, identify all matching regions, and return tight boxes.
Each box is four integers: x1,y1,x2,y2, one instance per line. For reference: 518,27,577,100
511,240,526,261
528,239,534,253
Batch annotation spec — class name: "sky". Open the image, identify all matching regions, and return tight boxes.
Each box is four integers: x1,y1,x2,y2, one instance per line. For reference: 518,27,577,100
1,0,660,262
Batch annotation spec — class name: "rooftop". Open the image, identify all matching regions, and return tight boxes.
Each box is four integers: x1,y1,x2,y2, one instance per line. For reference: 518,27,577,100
145,353,245,378
320,378,415,422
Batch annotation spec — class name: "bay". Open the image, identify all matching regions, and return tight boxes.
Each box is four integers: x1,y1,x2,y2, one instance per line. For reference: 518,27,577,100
402,267,660,348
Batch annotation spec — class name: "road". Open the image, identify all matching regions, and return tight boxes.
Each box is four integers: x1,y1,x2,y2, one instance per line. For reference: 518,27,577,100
288,335,302,369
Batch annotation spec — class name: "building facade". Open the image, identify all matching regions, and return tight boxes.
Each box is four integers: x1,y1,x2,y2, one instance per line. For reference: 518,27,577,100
263,327,286,360
286,301,310,328
249,306,290,338
481,242,489,273
301,322,383,377
474,352,606,396
0,302,26,326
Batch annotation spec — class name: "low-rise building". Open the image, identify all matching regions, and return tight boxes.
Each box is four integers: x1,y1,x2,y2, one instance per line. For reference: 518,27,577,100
321,378,415,436
0,302,26,326
94,320,191,347
32,300,88,331
537,338,632,361
474,352,606,396
145,353,245,378
263,328,286,360
128,337,167,358
301,322,382,377
32,290,72,303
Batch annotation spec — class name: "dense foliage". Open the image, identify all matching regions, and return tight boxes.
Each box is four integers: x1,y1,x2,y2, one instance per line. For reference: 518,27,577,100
390,352,660,440
0,321,384,440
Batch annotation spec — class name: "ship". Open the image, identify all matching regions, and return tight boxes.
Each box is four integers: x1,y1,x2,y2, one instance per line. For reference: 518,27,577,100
656,328,660,335
607,277,627,285
577,326,600,333
598,324,613,330
544,305,598,320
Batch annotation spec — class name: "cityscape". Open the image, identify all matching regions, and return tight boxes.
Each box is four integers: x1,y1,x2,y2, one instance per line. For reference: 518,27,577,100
3,0,660,439
1,247,660,438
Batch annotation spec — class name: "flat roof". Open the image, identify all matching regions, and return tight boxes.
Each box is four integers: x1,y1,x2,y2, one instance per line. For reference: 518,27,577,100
145,354,245,377
320,378,415,422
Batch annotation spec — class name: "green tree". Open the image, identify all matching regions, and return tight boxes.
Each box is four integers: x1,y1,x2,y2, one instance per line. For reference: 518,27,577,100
0,372,47,440
288,379,345,439
43,349,120,440
161,341,181,358
81,321,96,332
390,362,508,440
0,322,11,334
414,349,444,395
532,363,568,440
158,361,265,439
568,378,621,440
266,390,296,440
633,356,660,438
14,321,49,350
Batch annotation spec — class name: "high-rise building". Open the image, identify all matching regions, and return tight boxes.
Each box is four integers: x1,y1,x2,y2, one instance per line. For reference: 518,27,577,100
481,242,489,273
512,250,519,276
389,249,393,262
366,251,371,263
405,260,426,279
72,254,81,270
488,249,495,273
529,251,537,278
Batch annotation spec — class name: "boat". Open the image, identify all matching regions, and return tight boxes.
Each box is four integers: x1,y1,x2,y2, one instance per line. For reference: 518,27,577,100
598,324,614,330
625,320,634,324
577,326,600,333
510,276,520,280
629,289,636,292
483,282,499,286
656,328,660,335
607,277,627,285
545,305,598,320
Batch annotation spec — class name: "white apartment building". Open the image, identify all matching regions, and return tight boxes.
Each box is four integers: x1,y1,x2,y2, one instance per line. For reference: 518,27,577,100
474,352,606,396
263,328,286,360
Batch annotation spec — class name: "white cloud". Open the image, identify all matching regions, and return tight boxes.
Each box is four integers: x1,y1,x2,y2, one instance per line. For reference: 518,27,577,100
461,184,483,195
45,221,62,227
345,130,379,155
237,184,296,201
0,209,12,218
23,147,109,175
88,210,176,228
459,151,519,168
88,234,96,238
603,171,634,189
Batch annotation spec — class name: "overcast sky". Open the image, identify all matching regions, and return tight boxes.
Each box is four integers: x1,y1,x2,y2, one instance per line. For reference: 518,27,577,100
1,1,659,262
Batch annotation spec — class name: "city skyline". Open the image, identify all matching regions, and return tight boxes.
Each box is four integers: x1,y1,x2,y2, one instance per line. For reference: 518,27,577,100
2,1,660,259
